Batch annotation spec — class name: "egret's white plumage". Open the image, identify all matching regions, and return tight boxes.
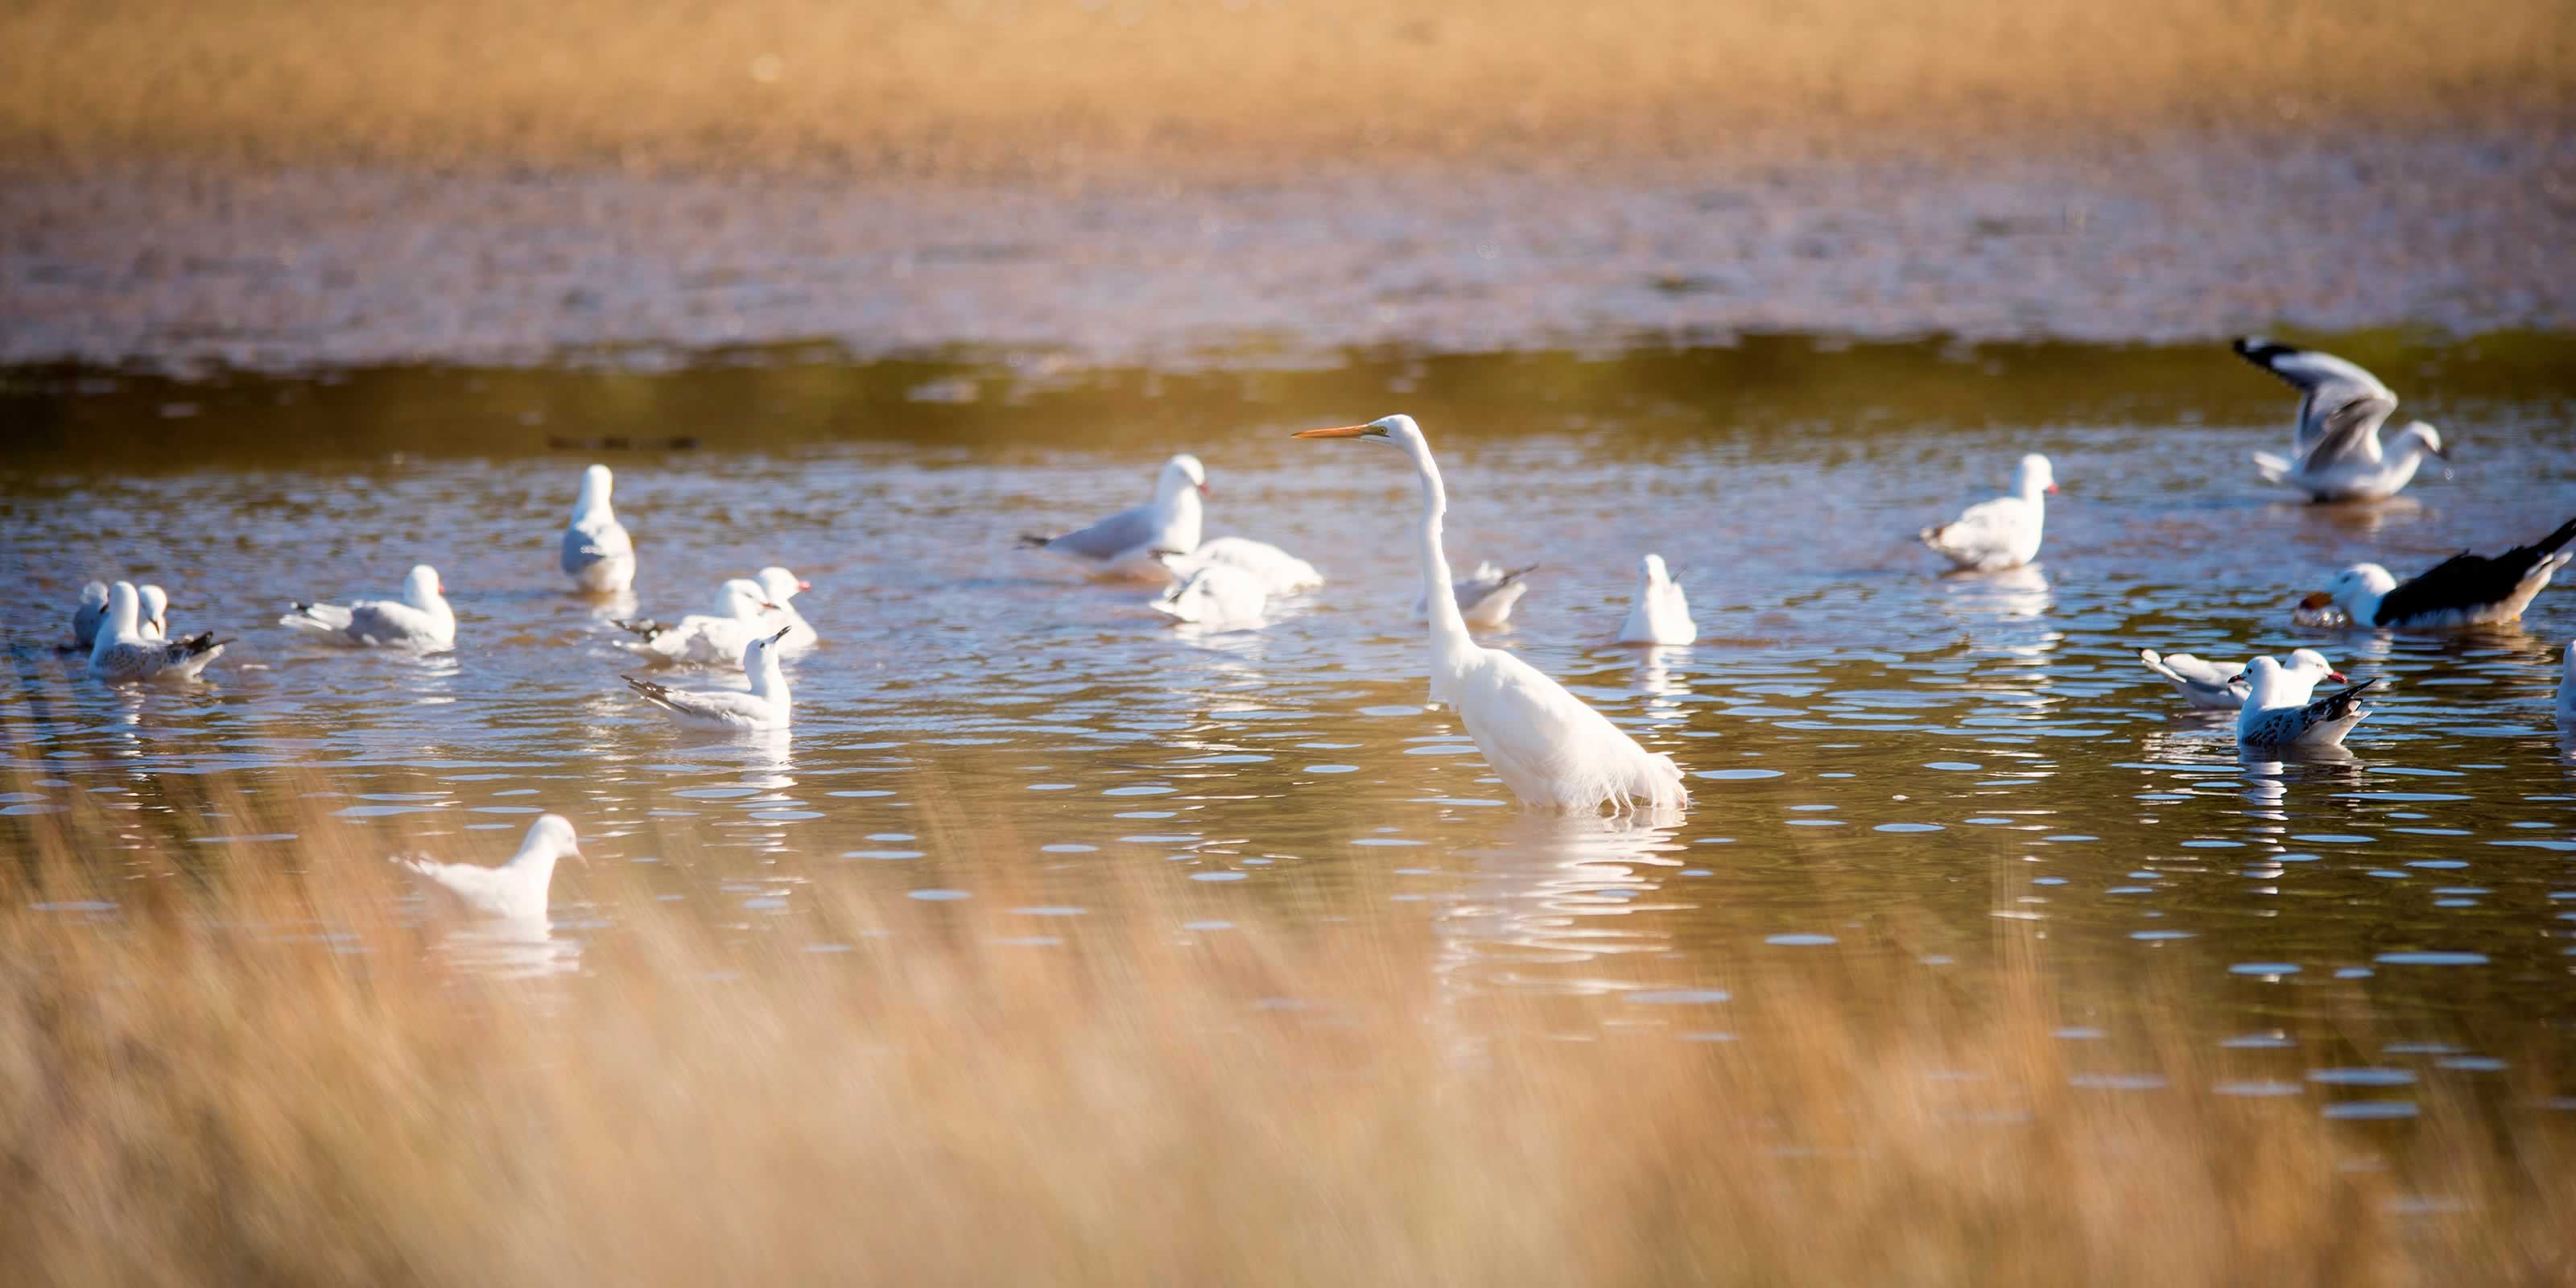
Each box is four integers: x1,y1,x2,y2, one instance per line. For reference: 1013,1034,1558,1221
2234,338,2448,502
89,580,228,683
281,564,456,650
1296,415,1686,813
1150,556,1268,626
2234,654,2376,749
1922,454,2054,572
2140,646,2339,710
1161,536,1323,595
1021,453,1208,580
613,578,778,667
1616,554,1696,646
1415,560,1535,628
753,566,819,650
623,627,794,730
394,814,584,923
562,464,637,593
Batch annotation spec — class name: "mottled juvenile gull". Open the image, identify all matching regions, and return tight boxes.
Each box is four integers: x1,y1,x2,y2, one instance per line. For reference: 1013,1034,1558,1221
2140,646,2339,710
89,580,229,683
2234,654,2377,750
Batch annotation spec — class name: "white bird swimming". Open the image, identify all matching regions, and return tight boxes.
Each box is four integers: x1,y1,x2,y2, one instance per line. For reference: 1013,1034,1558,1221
1616,554,1697,646
1019,453,1208,580
280,564,457,650
561,464,638,593
1159,536,1324,595
137,584,168,640
393,814,584,923
1296,415,1687,813
2301,516,2576,630
613,578,778,666
623,626,795,730
2234,337,2449,502
89,580,228,683
2232,654,2378,750
2140,646,2341,710
753,566,819,650
1149,555,1268,627
68,580,109,651
1922,453,2055,572
1415,560,1536,628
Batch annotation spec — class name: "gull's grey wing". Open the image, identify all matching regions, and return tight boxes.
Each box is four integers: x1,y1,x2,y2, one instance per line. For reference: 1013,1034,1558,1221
346,600,435,644
90,641,155,678
2231,337,2397,455
2293,390,2399,467
562,519,633,576
1454,564,1538,611
2244,679,2378,745
1031,504,1155,562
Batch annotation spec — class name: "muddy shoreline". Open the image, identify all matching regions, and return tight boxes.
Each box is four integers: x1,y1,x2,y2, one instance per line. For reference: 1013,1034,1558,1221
5,130,2571,375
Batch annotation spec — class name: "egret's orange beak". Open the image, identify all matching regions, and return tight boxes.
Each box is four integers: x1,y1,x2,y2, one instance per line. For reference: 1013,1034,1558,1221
1294,424,1374,439
2298,591,2333,609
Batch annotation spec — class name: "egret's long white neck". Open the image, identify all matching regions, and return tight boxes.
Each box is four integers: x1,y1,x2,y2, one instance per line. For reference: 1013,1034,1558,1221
1404,438,1476,669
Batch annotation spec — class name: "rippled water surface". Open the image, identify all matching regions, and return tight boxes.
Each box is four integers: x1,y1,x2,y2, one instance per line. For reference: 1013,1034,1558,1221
6,334,2575,1115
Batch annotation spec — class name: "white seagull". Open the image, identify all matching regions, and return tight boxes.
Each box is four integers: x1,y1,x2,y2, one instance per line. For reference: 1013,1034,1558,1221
393,814,584,923
280,564,457,650
1295,415,1687,813
2234,337,2448,502
137,584,168,640
89,580,228,683
1416,560,1536,629
1020,453,1208,580
1922,453,2055,572
2301,516,2576,630
68,580,109,651
613,578,778,667
2140,646,2341,710
1150,555,1268,627
562,464,638,593
753,566,819,651
1616,554,1697,646
1158,536,1324,595
2233,655,2378,750
623,626,795,731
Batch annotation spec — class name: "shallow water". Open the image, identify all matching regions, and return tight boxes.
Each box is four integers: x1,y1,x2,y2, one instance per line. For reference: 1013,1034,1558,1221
6,333,2575,1117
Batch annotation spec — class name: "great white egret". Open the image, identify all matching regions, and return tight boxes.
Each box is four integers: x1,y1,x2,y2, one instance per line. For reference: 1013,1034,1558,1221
563,464,638,593
1922,453,2055,572
2138,647,2340,710
623,625,795,730
281,564,456,650
394,814,585,923
2231,654,2376,749
1021,453,1209,580
2233,337,2447,501
1615,554,1696,646
2303,516,2576,629
1294,415,1688,812
89,580,227,683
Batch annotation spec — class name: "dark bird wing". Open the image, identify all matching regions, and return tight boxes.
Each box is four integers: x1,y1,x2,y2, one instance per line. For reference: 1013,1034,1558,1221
2243,679,2379,745
2374,516,2576,625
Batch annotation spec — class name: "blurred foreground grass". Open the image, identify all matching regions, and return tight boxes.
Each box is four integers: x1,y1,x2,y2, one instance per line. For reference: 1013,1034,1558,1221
3,0,2569,175
2,780,2570,1282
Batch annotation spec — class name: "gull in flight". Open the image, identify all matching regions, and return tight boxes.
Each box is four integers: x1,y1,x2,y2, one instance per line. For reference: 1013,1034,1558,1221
393,814,584,923
89,580,228,683
1020,453,1208,580
2233,655,2378,751
1296,415,1686,812
1416,560,1536,629
2301,516,2576,630
281,564,457,650
614,577,778,667
1158,536,1323,595
1922,454,2055,572
2139,647,2340,710
562,464,638,593
623,626,795,730
2233,337,2448,502
1616,554,1697,646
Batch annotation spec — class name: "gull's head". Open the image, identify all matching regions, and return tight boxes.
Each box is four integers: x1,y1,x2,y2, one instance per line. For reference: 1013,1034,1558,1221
577,463,615,510
1294,414,1422,453
2304,564,2394,611
1639,553,1673,586
138,584,168,634
756,566,809,603
2016,453,2058,497
527,813,586,867
2397,422,2450,477
78,580,109,611
407,564,446,603
2231,655,2283,688
1162,453,1211,499
2286,648,2347,683
743,625,794,669
720,578,773,616
107,580,141,630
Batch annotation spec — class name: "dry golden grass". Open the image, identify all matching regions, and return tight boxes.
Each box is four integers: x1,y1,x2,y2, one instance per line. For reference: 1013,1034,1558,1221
2,783,2570,1284
2,0,2568,176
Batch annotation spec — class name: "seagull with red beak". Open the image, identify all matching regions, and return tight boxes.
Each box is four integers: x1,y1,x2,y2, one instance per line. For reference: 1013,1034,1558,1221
1922,453,2056,572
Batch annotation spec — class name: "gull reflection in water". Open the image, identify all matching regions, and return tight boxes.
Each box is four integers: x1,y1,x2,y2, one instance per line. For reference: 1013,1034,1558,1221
431,915,583,980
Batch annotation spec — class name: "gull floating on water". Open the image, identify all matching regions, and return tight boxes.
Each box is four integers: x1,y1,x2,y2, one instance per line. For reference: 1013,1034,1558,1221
1297,415,1686,812
623,626,794,730
1159,535,1323,595
2233,654,2378,750
2140,646,2340,710
2301,515,2576,630
394,814,584,923
1616,554,1696,646
137,584,168,640
753,566,819,650
614,578,778,667
1922,453,2054,572
280,564,457,650
67,580,109,651
1150,552,1267,626
1020,453,1208,580
562,464,638,594
2234,337,2448,502
89,580,228,683
1417,560,1536,628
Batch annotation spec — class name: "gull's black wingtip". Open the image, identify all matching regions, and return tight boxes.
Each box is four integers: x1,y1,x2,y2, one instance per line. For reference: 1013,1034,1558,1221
2232,336,2294,366
1018,533,1055,549
2536,514,2576,557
